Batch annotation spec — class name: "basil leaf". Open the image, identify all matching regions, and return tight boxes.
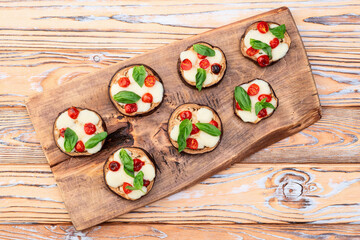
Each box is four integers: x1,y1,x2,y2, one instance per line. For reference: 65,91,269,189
125,171,144,191
177,119,192,152
195,68,206,91
255,98,275,115
250,39,272,59
132,65,147,87
269,24,286,39
85,132,107,149
113,91,141,104
120,149,134,176
234,86,251,112
195,123,221,136
193,44,215,57
64,128,78,152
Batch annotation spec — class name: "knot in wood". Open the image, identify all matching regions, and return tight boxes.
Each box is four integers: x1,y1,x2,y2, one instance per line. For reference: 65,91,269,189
282,181,303,199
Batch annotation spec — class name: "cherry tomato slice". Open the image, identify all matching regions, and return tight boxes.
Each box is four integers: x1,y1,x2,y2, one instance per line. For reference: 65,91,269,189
143,179,150,187
144,75,156,87
246,47,260,56
123,182,132,194
186,138,198,150
59,128,66,137
209,120,218,128
124,103,137,114
84,123,96,135
236,102,243,110
199,59,210,69
257,21,269,33
133,158,145,172
191,124,200,135
179,110,192,120
257,55,270,67
257,108,268,118
247,84,260,96
142,93,153,103
180,59,192,71
270,38,279,49
118,77,130,88
258,94,272,102
109,161,120,172
75,141,85,152
197,53,207,59
68,107,79,119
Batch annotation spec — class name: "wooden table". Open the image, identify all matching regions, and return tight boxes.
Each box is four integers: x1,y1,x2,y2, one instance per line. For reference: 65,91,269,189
0,0,359,239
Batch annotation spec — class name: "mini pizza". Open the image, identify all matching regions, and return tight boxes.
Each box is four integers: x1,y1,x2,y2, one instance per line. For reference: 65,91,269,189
234,79,278,124
104,147,156,200
240,21,291,67
109,64,164,116
53,107,108,156
178,42,226,91
168,104,222,154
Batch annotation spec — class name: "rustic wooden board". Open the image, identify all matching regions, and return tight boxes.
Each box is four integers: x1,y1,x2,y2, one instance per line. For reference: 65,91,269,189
25,7,321,230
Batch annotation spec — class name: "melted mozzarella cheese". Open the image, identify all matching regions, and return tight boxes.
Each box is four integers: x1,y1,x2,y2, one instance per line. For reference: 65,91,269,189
197,108,214,123
77,110,100,125
196,131,220,148
56,112,75,129
148,81,164,103
73,124,86,140
204,71,215,85
127,186,147,200
180,50,197,64
57,137,65,152
170,125,179,141
207,49,223,65
81,133,103,153
136,160,155,181
137,100,151,113
106,165,134,188
182,67,197,82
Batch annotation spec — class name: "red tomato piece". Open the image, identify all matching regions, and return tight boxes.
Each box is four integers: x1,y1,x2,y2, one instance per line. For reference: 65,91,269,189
59,128,66,137
257,21,269,33
246,47,260,56
270,38,279,49
236,102,243,111
257,108,268,118
118,77,130,88
142,93,153,103
191,124,200,135
258,94,272,102
124,103,137,114
247,84,260,96
133,158,145,172
75,141,85,152
123,182,132,194
68,107,79,119
257,55,270,67
209,120,218,128
179,110,192,120
144,75,156,87
143,179,150,187
180,59,192,71
109,161,120,172
186,138,198,150
197,53,207,59
199,59,210,69
84,123,96,135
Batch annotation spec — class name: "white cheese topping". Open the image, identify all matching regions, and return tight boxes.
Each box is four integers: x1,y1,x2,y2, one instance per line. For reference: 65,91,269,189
56,112,75,129
127,186,147,200
148,81,164,103
207,49,223,65
170,125,179,141
236,79,277,123
105,164,134,188
183,67,197,83
196,131,220,148
77,110,100,125
180,50,197,64
57,137,66,152
197,108,214,123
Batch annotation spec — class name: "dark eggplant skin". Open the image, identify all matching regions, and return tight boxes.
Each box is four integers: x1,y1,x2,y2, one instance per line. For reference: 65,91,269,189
103,147,156,201
108,64,165,117
233,79,279,124
177,41,227,90
53,107,107,157
167,103,223,155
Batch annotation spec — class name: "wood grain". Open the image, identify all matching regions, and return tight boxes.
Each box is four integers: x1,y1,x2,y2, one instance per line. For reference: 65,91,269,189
1,164,360,225
1,224,360,240
25,7,321,230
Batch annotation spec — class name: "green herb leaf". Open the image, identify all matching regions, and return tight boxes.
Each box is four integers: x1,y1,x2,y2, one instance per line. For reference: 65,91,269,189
269,24,286,39
195,68,206,91
120,149,134,177
193,44,215,57
195,123,221,136
250,39,272,59
177,119,192,152
125,171,144,191
132,65,147,87
85,132,107,149
64,128,78,152
234,86,251,112
113,91,141,104
255,98,276,115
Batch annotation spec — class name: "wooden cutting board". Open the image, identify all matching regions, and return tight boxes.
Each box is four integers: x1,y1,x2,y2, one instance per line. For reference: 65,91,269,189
25,7,321,230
